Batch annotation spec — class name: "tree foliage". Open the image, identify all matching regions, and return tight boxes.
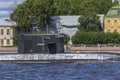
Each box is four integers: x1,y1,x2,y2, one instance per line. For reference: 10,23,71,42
72,31,120,44
64,34,70,44
78,15,103,32
11,0,54,28
11,0,33,28
11,0,116,30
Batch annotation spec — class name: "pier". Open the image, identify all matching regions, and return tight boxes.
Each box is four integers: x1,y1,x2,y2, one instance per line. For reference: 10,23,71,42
0,47,120,63
0,52,119,63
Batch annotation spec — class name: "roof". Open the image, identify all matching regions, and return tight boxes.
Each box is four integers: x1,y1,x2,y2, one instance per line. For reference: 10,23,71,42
51,16,80,27
0,19,16,27
106,5,120,17
51,15,104,28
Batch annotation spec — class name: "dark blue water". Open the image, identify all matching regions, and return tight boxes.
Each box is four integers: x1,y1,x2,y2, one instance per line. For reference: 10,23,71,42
0,62,120,80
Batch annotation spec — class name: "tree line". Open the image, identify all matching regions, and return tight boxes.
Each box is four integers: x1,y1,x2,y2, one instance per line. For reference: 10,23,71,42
72,32,120,44
11,0,120,45
11,0,118,31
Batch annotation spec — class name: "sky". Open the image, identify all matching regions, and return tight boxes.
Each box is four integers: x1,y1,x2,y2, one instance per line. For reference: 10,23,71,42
0,0,25,19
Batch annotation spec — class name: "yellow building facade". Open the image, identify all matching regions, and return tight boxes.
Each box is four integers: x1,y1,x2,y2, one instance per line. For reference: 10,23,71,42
0,19,15,46
104,5,120,33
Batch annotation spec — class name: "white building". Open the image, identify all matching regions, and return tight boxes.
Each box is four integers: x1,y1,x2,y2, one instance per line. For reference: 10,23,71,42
50,15,104,36
50,15,104,44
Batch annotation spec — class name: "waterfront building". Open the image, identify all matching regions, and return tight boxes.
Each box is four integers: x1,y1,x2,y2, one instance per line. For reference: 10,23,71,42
50,15,104,44
0,19,16,46
50,16,80,38
51,15,104,36
104,5,120,33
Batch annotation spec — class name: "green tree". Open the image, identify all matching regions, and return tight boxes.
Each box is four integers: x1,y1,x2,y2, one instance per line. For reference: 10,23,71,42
11,0,33,28
11,0,116,33
11,0,54,33
53,0,70,15
72,31,120,44
77,0,103,32
95,0,113,14
64,34,70,44
78,13,103,32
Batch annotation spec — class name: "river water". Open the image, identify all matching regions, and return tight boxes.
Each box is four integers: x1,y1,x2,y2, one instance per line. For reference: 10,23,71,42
0,62,120,80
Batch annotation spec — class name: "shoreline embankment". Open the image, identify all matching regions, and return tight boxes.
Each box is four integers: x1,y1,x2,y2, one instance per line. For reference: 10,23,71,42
0,47,119,63
1,47,120,53
0,53,119,63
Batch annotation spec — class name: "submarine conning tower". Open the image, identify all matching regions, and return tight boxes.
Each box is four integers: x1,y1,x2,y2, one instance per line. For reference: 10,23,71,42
18,34,64,54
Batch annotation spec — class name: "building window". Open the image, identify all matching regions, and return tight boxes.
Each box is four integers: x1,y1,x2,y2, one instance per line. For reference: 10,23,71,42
114,29,117,32
108,20,110,23
1,39,4,45
6,29,10,35
114,20,117,23
1,29,4,35
107,29,110,32
7,39,10,45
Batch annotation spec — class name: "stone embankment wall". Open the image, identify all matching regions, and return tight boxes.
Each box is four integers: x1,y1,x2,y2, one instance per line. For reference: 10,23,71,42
0,53,118,61
70,47,120,51
1,47,120,53
0,47,17,53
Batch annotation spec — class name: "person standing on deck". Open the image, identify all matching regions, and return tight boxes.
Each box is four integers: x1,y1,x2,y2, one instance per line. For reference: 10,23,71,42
66,44,71,53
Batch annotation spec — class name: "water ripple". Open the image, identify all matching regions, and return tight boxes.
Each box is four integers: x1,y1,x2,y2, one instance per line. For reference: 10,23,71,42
0,62,120,80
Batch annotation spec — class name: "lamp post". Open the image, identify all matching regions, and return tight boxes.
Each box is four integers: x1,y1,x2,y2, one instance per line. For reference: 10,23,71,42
68,35,73,45
45,21,48,34
56,22,61,35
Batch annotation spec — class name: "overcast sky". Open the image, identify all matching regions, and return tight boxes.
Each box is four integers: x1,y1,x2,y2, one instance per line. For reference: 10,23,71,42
0,0,25,19
0,0,24,2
